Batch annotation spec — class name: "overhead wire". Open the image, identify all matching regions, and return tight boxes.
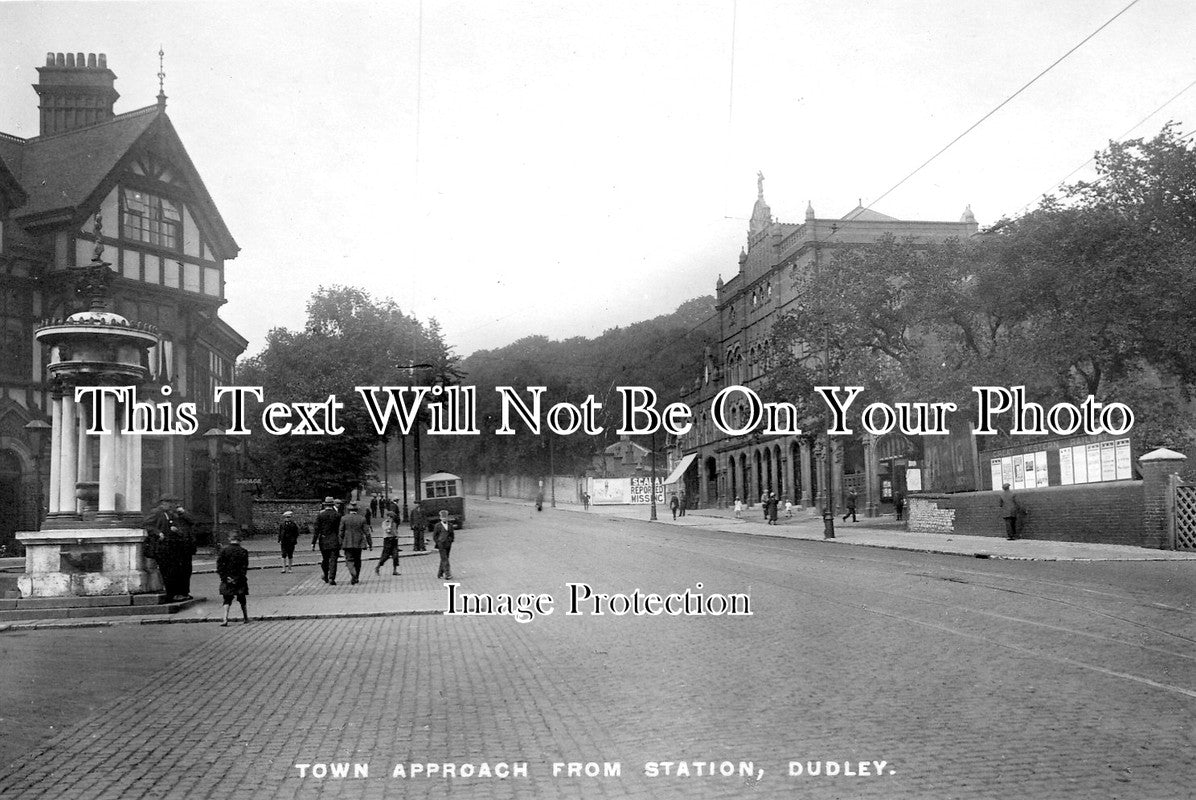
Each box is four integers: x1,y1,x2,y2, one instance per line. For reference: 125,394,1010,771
865,0,1145,214
1002,74,1196,220
464,0,1145,392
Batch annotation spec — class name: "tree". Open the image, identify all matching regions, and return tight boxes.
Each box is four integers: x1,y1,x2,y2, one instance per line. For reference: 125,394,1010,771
237,286,457,498
767,123,1196,460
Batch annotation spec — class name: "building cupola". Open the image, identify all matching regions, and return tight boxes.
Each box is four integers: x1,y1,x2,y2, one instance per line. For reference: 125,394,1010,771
34,52,119,136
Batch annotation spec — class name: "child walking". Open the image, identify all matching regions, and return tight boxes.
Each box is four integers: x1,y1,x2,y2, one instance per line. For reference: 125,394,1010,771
217,532,250,626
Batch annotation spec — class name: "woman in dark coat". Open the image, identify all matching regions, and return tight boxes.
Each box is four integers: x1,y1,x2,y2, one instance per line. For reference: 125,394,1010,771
217,533,250,626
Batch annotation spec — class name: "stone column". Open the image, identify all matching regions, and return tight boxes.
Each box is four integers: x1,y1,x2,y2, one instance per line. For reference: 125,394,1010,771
125,430,142,515
76,401,91,482
863,433,879,518
1139,448,1187,549
799,438,813,508
48,394,62,515
60,393,78,514
98,393,117,516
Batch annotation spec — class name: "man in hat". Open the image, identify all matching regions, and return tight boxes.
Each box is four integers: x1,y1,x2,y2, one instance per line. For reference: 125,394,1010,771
338,502,373,585
311,497,342,585
433,509,455,580
173,504,198,597
144,495,190,601
217,532,250,626
410,501,427,551
278,510,301,573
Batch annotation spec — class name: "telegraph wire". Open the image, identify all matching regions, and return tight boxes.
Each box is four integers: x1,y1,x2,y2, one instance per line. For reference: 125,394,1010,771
865,0,1144,214
455,0,1144,392
1002,74,1196,220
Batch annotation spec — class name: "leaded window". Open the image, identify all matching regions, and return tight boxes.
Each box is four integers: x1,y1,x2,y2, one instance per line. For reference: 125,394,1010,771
122,189,181,250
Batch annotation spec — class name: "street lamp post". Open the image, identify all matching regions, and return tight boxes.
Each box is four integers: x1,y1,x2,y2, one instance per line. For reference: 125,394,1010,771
822,324,836,539
203,427,226,551
650,428,658,521
549,434,556,508
482,413,495,501
400,432,409,523
401,362,437,508
24,418,51,529
381,432,390,507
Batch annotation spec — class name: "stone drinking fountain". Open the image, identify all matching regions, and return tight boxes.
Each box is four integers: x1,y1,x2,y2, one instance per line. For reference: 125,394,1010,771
16,220,164,600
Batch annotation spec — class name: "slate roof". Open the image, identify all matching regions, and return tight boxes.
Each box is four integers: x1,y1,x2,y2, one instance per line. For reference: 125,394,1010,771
0,104,237,256
0,141,27,210
11,106,158,220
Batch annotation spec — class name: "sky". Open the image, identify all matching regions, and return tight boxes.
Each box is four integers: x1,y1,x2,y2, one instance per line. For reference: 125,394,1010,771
3,0,1196,360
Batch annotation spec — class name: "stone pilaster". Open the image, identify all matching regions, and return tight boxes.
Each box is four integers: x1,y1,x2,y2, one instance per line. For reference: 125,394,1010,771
799,438,813,508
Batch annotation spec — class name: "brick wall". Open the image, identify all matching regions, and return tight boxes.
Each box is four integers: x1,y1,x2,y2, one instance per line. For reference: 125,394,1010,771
459,474,586,505
250,498,324,537
907,481,1156,547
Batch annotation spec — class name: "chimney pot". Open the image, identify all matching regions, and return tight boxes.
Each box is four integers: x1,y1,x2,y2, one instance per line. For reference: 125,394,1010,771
35,51,119,135
99,53,107,68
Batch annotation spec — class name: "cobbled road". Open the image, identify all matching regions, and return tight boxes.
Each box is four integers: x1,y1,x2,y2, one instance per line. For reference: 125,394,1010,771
0,499,1193,799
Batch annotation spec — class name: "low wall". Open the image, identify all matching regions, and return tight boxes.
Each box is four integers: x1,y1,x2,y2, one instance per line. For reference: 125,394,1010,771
907,480,1155,547
250,498,325,536
460,474,587,505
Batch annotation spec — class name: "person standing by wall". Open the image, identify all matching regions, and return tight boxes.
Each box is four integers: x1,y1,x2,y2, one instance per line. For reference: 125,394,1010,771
173,505,197,599
311,497,341,585
434,509,455,580
339,502,373,585
277,510,300,573
375,510,401,576
144,496,186,601
217,532,250,626
669,493,679,520
999,483,1024,540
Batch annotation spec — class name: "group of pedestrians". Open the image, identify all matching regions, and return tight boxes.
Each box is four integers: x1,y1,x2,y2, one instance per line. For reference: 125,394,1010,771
307,496,455,585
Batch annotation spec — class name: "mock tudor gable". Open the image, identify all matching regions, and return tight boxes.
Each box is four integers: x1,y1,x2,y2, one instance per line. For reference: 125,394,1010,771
0,51,249,548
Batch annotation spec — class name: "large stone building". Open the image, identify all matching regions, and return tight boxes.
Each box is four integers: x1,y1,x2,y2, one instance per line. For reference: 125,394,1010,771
0,52,246,549
674,175,977,513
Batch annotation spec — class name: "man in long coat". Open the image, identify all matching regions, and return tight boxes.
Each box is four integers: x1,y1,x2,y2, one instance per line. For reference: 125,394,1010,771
338,502,373,585
311,497,342,585
144,496,190,601
410,502,427,551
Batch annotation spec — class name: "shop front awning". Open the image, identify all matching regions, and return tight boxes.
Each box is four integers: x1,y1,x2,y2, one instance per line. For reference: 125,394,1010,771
663,453,698,486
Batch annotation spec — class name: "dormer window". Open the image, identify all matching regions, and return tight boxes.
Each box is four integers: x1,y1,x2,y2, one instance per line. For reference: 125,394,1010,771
122,188,181,251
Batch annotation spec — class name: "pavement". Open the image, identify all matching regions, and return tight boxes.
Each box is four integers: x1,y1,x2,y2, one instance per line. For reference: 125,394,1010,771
0,531,445,631
495,495,1196,561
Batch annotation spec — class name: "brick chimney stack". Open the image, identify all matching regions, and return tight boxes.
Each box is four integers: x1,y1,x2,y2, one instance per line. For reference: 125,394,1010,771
33,52,120,136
